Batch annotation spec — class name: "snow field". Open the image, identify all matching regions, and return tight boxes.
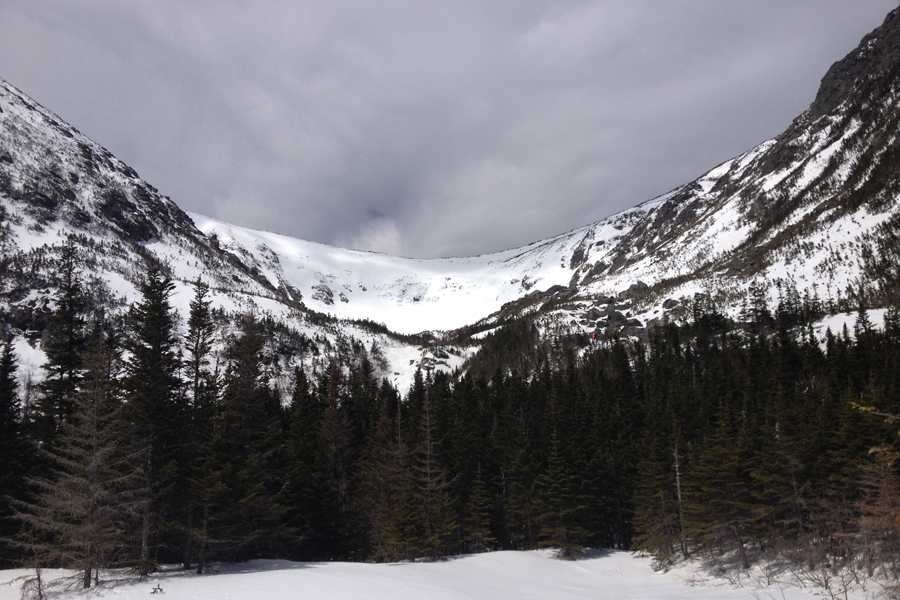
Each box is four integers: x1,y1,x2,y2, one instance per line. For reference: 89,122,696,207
0,550,841,600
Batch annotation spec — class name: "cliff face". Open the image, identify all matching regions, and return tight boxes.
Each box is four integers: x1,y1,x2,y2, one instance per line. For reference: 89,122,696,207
812,7,900,121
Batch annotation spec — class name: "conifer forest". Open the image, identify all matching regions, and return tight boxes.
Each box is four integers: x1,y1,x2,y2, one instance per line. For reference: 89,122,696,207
2,249,900,588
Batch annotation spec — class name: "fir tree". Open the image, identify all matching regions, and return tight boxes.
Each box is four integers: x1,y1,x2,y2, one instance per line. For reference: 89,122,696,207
0,338,27,565
35,241,86,449
121,262,184,575
204,315,284,561
533,430,587,559
15,323,134,588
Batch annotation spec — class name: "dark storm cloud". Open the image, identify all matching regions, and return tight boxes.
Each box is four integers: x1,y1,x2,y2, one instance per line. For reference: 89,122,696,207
1,1,896,257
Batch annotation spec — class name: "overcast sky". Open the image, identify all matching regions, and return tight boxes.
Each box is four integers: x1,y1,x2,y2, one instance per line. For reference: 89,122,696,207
1,2,896,258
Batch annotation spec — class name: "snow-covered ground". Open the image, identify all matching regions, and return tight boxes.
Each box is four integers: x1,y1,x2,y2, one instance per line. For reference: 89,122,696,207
0,550,876,600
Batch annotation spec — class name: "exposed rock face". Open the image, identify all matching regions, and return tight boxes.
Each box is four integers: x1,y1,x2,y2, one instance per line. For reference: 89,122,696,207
0,80,202,246
662,298,680,310
810,8,900,121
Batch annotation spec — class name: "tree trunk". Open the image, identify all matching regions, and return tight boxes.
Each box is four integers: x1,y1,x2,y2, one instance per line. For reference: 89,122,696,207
732,525,749,569
141,511,151,576
197,506,208,575
183,503,194,571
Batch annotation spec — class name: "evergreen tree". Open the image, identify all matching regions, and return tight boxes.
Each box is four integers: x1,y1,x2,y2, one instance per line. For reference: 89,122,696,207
35,241,86,449
683,411,755,569
121,262,184,575
180,279,218,571
16,323,133,588
409,384,456,558
319,359,356,557
282,367,336,558
498,407,538,550
204,315,284,561
0,338,27,565
631,438,686,564
463,464,496,553
533,430,587,559
358,380,413,562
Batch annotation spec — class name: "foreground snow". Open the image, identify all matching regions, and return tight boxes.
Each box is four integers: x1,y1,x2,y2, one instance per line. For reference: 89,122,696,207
0,550,872,600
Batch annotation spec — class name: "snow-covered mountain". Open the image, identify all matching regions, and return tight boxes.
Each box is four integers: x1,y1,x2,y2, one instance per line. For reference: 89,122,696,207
0,76,462,391
187,212,610,335
184,7,900,336
3,6,900,383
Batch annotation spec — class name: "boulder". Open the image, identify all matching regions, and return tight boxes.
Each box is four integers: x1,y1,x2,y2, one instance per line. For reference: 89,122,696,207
585,307,605,321
668,305,689,320
617,281,649,300
621,325,645,338
607,310,626,323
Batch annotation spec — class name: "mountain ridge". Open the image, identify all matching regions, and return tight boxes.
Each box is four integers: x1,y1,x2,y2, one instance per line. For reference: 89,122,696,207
2,4,900,382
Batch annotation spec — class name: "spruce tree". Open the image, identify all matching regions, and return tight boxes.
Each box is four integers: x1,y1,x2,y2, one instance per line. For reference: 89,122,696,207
36,241,86,449
857,449,900,574
16,323,133,588
683,413,755,569
0,338,27,565
533,430,587,559
358,380,414,562
631,437,686,564
180,279,218,570
282,367,335,558
320,359,356,557
498,407,538,550
204,315,283,561
121,262,184,575
463,464,497,553
410,385,456,558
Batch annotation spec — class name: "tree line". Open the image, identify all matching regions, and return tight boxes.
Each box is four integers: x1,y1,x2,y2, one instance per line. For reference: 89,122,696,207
1,246,899,588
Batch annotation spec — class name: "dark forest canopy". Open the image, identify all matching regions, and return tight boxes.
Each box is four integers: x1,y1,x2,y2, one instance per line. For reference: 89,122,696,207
1,259,899,590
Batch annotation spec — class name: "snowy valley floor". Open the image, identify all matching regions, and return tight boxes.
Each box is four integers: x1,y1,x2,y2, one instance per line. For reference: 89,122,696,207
1,550,890,600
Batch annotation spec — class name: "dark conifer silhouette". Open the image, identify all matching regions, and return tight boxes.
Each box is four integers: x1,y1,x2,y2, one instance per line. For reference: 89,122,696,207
0,338,27,566
121,262,183,575
35,241,86,450
15,323,134,588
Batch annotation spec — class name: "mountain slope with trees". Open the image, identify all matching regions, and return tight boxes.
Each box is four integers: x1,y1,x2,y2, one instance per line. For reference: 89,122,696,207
1,4,900,598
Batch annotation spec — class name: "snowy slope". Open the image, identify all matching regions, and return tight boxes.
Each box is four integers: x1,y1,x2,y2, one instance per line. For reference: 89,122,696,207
0,76,468,392
0,551,852,600
188,210,638,334
184,2,900,336
4,7,900,385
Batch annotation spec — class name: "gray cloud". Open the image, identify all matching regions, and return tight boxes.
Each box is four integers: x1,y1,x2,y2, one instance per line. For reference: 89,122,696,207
1,1,896,257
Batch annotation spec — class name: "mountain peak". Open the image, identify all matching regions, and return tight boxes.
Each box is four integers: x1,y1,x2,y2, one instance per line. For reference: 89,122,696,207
810,5,900,121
